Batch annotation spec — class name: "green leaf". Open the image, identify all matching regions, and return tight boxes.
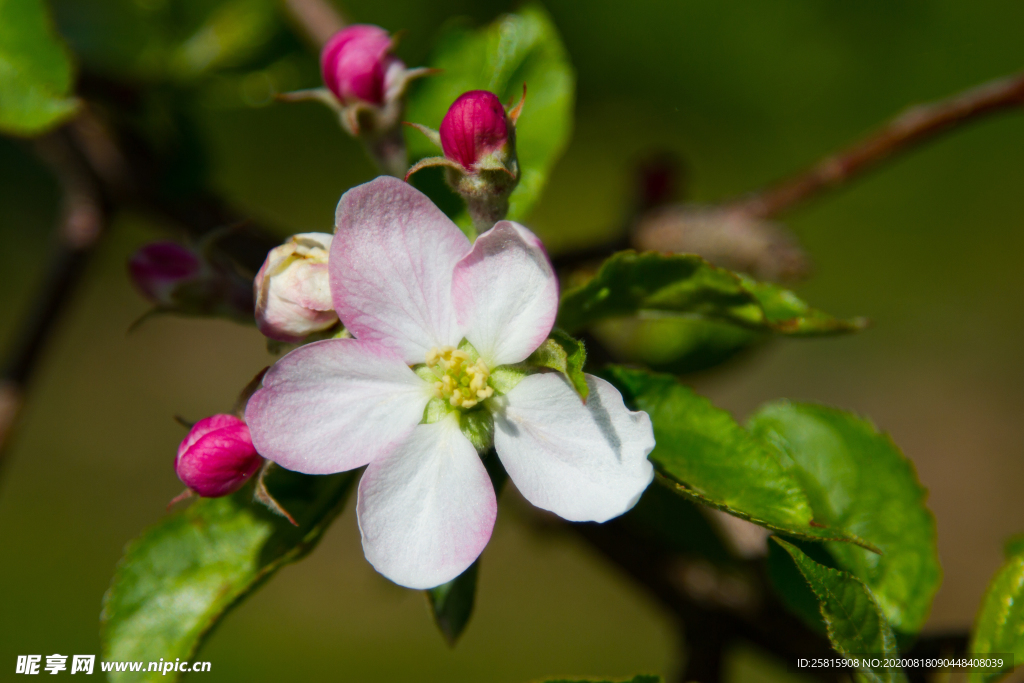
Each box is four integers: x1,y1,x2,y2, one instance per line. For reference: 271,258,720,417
748,402,940,635
558,251,865,337
766,538,828,635
774,538,906,683
405,3,575,224
589,316,763,376
542,678,660,683
603,366,873,550
968,549,1024,683
100,468,356,682
0,0,79,136
524,328,588,401
427,561,479,647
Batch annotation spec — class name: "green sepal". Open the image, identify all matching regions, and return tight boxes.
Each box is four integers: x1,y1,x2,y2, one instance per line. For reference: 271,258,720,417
524,329,589,401
488,365,529,395
427,561,479,647
421,396,456,425
459,410,494,454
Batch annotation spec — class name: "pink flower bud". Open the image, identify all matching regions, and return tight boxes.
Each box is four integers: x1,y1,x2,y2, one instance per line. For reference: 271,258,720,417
254,233,338,342
175,415,261,497
439,90,510,170
320,25,402,106
128,242,202,307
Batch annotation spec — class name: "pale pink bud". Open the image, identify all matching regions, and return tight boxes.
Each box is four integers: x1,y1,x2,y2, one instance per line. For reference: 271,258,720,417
320,25,403,106
439,90,510,170
254,233,338,342
175,415,261,497
128,242,202,307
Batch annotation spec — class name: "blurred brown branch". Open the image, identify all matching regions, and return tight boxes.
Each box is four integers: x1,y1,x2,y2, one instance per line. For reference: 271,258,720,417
625,70,1024,281
280,0,346,48
0,118,111,469
729,70,1024,220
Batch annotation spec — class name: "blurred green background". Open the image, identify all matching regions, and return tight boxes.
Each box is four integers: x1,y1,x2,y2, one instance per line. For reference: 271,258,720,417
2,0,1024,680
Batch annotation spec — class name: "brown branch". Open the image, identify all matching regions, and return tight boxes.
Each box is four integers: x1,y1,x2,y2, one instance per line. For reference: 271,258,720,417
0,120,110,468
569,70,1024,280
729,70,1024,220
280,0,346,48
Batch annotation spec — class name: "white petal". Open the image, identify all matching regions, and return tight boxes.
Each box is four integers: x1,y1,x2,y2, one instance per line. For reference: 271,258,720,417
493,373,655,522
245,339,432,474
330,177,471,364
357,416,496,589
451,221,558,367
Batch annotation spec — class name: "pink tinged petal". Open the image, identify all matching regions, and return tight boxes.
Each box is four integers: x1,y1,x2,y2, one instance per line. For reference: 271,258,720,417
245,339,432,475
254,233,337,343
357,415,496,589
452,221,558,367
331,177,471,364
493,373,655,523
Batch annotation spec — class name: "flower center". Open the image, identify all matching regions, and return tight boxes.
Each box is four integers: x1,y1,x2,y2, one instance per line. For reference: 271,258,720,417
425,346,494,409
292,239,329,263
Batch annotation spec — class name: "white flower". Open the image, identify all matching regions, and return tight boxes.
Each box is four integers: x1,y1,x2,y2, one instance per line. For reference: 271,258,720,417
246,177,654,589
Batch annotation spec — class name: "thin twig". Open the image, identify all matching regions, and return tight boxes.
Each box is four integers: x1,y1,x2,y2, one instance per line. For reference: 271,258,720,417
729,70,1024,220
280,0,346,48
0,122,110,469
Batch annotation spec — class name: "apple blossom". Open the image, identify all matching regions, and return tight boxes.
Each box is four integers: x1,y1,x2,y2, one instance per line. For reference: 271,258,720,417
246,176,655,589
254,233,338,343
175,415,262,498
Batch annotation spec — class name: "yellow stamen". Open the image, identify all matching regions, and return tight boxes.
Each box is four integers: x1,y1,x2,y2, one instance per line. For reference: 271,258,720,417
425,346,494,409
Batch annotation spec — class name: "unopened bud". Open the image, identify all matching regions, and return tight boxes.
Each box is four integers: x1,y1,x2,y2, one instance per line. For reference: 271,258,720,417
406,87,524,236
127,240,255,324
272,24,435,176
175,414,261,497
320,25,401,107
128,242,202,308
439,91,511,171
254,233,338,342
